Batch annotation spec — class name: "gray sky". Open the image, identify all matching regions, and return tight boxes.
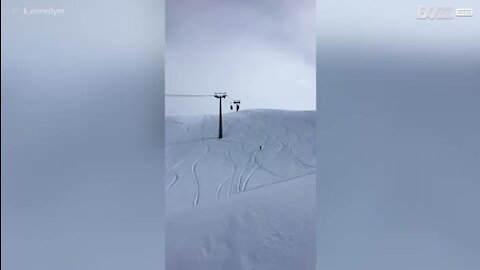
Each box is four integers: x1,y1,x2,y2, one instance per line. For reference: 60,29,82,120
2,1,164,269
317,1,480,269
165,0,316,115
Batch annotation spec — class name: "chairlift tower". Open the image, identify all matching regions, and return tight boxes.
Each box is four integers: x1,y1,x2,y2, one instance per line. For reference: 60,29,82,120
214,92,227,139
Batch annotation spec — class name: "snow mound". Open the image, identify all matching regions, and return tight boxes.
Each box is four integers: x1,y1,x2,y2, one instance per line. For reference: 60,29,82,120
166,109,316,270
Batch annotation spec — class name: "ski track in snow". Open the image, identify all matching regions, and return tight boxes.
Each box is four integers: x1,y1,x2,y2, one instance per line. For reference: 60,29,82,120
282,121,315,169
239,170,316,194
237,142,252,193
242,160,258,191
165,121,195,191
228,137,250,197
216,133,236,199
165,164,179,190
190,117,211,206
191,140,208,205
238,115,265,191
250,116,286,180
246,115,293,189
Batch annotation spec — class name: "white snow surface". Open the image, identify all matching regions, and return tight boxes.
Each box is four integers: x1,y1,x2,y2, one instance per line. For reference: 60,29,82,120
165,109,316,270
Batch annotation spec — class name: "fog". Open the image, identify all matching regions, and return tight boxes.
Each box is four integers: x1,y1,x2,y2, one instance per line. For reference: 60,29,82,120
317,1,480,269
165,0,316,115
1,1,164,269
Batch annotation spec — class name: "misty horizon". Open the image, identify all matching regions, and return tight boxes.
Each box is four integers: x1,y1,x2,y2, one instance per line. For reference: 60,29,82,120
165,0,315,115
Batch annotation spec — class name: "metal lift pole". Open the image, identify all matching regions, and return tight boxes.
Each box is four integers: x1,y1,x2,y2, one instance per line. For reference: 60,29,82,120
219,97,223,138
214,92,227,139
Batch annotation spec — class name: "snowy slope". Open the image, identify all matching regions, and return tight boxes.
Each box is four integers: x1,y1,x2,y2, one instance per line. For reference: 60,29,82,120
165,109,316,269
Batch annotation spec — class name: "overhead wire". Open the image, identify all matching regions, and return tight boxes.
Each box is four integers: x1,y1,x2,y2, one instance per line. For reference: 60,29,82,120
165,93,214,97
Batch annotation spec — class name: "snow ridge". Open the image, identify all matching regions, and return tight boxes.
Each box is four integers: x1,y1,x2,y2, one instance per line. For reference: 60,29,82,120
166,109,316,270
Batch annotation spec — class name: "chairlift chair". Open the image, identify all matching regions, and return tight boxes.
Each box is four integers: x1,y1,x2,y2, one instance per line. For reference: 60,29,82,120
233,100,241,111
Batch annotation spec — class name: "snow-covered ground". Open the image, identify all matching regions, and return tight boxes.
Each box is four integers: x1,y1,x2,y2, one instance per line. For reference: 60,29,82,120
165,109,316,269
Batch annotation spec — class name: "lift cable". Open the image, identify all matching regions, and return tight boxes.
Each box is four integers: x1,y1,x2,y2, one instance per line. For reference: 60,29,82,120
165,93,214,97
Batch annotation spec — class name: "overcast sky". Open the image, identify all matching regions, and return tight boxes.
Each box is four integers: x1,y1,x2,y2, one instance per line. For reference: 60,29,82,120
317,1,480,269
2,1,164,269
165,0,315,115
